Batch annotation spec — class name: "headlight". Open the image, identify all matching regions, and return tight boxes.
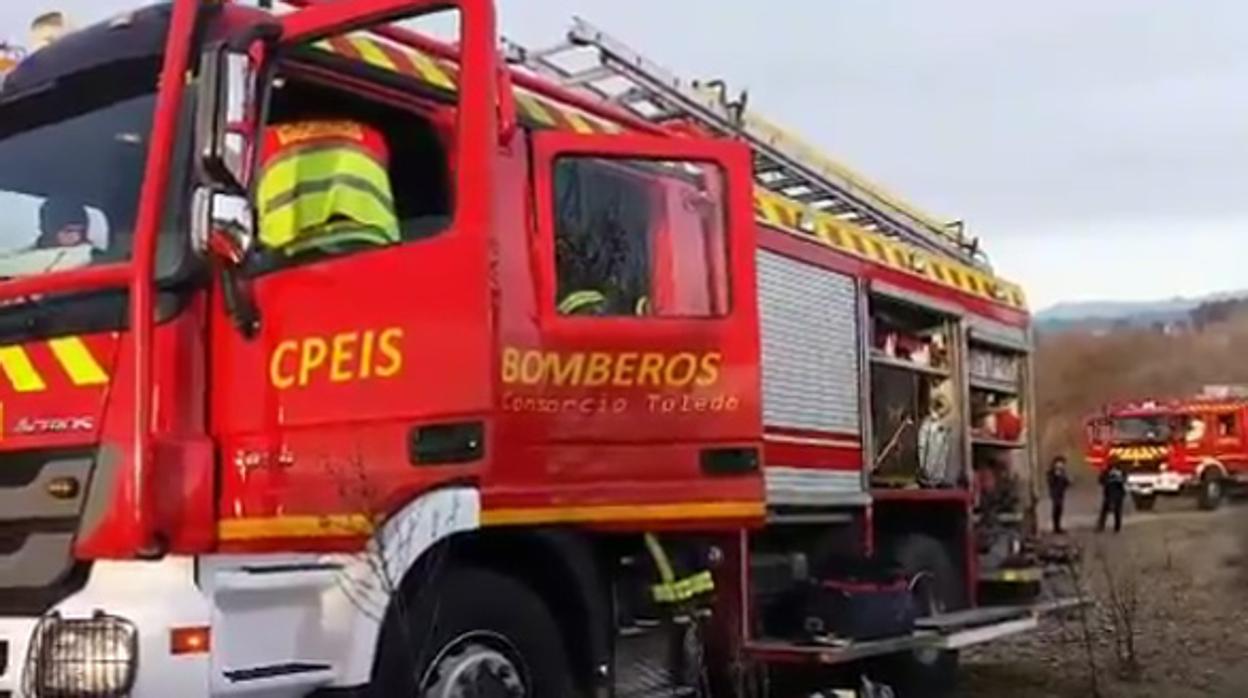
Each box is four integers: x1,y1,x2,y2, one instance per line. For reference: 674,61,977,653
23,613,137,698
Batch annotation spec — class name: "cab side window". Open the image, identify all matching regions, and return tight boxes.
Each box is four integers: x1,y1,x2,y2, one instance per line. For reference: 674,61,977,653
254,73,452,267
552,156,729,317
1217,413,1238,439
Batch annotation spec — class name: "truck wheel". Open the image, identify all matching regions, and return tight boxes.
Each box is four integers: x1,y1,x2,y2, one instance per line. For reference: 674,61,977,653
880,534,965,698
372,565,577,698
1198,471,1225,511
1131,493,1156,512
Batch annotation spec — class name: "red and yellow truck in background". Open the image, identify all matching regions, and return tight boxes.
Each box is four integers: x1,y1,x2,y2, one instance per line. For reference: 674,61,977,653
1087,388,1248,511
0,2,1062,696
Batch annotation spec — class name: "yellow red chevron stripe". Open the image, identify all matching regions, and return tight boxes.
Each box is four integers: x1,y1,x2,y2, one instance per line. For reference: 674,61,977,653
312,34,1024,311
754,190,1027,309
1109,445,1170,461
311,35,620,135
48,337,109,386
0,337,110,393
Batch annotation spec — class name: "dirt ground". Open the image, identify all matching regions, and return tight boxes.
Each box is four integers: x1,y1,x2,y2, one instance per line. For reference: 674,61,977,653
958,490,1248,698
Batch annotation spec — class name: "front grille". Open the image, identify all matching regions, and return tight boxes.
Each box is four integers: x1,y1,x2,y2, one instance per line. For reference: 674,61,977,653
1122,460,1163,473
0,449,96,615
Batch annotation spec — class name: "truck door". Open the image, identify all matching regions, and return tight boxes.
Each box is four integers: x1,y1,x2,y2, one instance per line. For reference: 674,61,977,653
211,0,500,547
487,131,763,526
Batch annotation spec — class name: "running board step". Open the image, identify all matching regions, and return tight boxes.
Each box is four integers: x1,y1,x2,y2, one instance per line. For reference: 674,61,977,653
915,605,1031,631
746,597,1083,666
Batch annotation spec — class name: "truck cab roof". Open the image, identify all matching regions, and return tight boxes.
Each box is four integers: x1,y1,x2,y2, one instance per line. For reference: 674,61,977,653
1,4,177,100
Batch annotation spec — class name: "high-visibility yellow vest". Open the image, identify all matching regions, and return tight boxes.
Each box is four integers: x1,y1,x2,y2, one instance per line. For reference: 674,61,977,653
257,120,400,255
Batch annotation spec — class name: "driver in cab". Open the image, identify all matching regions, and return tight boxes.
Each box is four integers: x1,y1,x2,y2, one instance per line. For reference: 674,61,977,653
36,198,91,249
0,198,96,278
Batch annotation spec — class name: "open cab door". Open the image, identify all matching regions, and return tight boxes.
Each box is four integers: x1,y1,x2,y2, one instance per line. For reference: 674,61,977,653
489,128,765,528
206,0,508,551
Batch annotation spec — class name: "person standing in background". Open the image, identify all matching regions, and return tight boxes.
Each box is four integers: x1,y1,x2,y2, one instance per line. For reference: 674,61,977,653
1046,456,1071,534
1097,461,1127,533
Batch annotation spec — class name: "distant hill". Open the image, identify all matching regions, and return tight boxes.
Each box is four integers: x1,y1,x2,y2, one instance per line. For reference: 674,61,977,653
1036,290,1248,331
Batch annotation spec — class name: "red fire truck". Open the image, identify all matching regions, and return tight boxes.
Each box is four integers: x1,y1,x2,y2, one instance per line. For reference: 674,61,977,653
0,2,1060,696
1087,390,1248,511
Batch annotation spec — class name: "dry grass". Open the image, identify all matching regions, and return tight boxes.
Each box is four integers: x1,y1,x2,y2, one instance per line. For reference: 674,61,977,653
1036,306,1248,479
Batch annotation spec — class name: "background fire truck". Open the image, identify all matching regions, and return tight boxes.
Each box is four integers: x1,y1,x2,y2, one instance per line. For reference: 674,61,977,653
1087,387,1248,511
0,2,1067,696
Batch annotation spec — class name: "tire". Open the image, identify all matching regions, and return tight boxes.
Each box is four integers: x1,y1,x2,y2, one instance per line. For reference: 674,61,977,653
1198,470,1225,511
877,534,966,698
371,565,578,698
1132,493,1156,512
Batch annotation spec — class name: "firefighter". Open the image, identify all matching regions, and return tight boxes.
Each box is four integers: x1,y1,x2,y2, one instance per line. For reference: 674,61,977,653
36,198,90,248
1046,455,1071,534
256,119,401,258
1097,461,1127,533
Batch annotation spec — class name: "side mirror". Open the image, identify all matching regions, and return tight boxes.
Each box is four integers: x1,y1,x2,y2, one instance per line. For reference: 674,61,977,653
192,187,260,337
198,48,260,192
191,187,254,265
196,24,279,192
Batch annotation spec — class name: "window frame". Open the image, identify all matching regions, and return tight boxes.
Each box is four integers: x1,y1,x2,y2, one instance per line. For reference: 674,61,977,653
531,130,752,328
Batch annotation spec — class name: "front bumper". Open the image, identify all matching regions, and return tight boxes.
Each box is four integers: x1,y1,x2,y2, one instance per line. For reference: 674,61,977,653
0,557,210,698
1127,472,1190,495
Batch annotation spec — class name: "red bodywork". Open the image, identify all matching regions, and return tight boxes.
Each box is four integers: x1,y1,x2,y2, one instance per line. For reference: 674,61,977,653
1086,397,1248,482
7,0,1029,586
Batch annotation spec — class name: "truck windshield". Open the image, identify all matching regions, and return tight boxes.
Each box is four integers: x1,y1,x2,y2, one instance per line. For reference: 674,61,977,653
0,64,173,279
1112,416,1171,443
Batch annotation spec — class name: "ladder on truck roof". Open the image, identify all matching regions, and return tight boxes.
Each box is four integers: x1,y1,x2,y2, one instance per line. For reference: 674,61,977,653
502,17,987,268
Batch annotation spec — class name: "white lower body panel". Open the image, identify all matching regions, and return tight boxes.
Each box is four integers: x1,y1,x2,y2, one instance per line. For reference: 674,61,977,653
1127,472,1189,495
1,486,480,698
0,557,212,698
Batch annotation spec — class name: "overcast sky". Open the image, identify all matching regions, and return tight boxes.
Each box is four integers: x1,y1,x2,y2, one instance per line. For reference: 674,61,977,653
6,1,1246,309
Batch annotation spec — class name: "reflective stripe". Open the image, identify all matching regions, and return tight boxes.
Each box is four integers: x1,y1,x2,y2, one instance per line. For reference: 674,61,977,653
263,173,394,216
284,222,396,256
0,346,46,392
261,186,399,250
651,570,715,604
645,533,715,605
48,337,109,386
259,148,391,213
558,289,606,315
258,145,397,249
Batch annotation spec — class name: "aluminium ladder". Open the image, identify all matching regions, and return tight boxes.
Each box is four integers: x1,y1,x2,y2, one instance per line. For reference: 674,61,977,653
502,17,987,268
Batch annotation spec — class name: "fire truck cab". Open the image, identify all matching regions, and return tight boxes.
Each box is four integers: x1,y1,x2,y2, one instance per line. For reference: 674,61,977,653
1089,392,1248,511
0,2,1061,696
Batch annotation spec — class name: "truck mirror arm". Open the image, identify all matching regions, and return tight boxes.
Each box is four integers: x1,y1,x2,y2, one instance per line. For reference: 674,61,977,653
220,263,261,339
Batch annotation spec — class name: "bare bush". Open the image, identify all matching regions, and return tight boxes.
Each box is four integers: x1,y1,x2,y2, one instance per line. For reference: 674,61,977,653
1091,542,1142,681
320,455,459,684
1055,545,1103,698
